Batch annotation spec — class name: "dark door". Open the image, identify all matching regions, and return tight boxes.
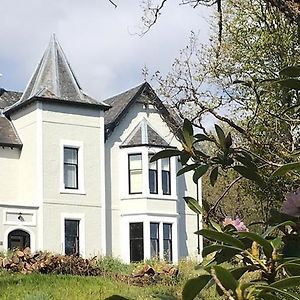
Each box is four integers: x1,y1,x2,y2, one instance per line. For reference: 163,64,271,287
8,230,30,250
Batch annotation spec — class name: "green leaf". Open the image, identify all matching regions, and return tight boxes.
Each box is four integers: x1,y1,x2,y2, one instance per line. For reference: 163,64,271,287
202,244,242,257
230,266,258,280
209,166,219,186
196,229,245,249
258,285,300,300
177,164,198,176
282,263,300,276
225,132,232,149
180,151,191,165
262,221,296,238
182,274,211,300
235,154,257,172
150,149,181,162
259,293,283,300
272,161,300,176
213,265,238,293
209,220,222,232
238,232,273,258
192,164,209,183
233,165,262,183
276,78,300,90
215,124,226,149
155,295,177,300
105,296,129,300
184,197,203,215
183,119,194,148
270,275,300,289
279,65,300,77
194,133,212,142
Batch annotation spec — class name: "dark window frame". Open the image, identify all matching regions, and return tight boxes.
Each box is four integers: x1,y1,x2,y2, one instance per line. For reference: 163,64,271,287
64,219,80,256
162,157,171,195
163,223,173,262
150,222,160,258
129,222,144,262
149,154,158,194
64,147,79,190
128,153,143,194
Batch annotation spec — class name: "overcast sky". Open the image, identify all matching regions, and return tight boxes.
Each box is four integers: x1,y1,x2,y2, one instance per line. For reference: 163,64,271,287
0,0,212,100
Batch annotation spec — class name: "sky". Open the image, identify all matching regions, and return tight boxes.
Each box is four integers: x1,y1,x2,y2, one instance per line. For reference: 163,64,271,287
0,0,212,101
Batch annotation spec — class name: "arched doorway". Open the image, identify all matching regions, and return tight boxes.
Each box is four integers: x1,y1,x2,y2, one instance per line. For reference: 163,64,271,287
8,230,30,250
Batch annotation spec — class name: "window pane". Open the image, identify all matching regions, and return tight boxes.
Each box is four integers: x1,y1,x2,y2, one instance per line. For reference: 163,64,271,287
130,223,144,262
161,158,170,171
65,220,79,255
130,169,143,193
129,154,142,169
163,224,172,239
64,164,77,188
129,154,142,194
150,223,159,239
64,148,78,164
150,223,159,258
130,222,143,239
163,223,172,262
149,169,158,194
162,170,171,195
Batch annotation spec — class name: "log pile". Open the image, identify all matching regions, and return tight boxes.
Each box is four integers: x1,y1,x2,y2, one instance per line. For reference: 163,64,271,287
0,249,179,287
0,248,102,276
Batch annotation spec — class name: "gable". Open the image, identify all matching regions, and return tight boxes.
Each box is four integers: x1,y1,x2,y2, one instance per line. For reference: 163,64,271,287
121,118,171,148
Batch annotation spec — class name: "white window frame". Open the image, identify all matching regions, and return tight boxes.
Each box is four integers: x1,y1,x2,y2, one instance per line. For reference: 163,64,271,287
60,140,85,194
121,147,177,199
121,214,178,263
61,213,85,257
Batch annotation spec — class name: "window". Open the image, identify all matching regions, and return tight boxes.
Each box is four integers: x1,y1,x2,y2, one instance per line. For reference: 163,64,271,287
64,147,78,189
130,222,144,262
162,158,171,195
149,154,158,194
163,223,172,262
150,223,159,258
65,219,80,255
128,154,143,194
8,230,30,250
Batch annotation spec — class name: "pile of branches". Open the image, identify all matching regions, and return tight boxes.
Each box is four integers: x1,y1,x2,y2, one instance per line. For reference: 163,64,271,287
0,248,102,276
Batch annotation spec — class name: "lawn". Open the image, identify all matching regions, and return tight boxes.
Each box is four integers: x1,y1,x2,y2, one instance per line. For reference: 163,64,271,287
0,259,220,300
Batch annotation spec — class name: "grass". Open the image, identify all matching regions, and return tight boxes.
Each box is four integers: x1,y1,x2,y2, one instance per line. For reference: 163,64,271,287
0,259,221,300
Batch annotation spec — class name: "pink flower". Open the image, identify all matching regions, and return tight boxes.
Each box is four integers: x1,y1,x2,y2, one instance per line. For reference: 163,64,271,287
223,217,248,232
283,187,300,217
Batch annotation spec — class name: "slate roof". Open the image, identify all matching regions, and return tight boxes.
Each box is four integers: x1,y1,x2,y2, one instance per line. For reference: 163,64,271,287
0,89,22,109
0,116,22,148
5,35,109,114
121,119,170,148
104,82,183,141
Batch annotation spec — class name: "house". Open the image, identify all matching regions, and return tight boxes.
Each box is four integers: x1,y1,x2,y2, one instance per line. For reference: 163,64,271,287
0,35,202,263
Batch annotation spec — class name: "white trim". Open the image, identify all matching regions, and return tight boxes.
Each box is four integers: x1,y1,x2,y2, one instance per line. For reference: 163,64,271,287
4,226,36,252
60,139,85,194
121,214,178,263
3,208,37,226
61,213,85,257
37,101,44,250
121,146,177,199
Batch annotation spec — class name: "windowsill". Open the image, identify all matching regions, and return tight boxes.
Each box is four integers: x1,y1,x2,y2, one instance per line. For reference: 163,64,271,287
60,188,86,195
122,194,177,201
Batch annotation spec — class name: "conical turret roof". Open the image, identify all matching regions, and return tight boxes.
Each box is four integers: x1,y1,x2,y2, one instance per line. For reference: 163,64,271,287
5,34,109,114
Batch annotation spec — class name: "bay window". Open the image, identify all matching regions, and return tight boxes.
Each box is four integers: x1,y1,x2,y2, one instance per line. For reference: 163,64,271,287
130,222,144,262
150,222,159,258
163,223,172,262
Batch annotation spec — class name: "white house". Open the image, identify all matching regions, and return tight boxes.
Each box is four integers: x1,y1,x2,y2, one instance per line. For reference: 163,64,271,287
0,35,202,263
